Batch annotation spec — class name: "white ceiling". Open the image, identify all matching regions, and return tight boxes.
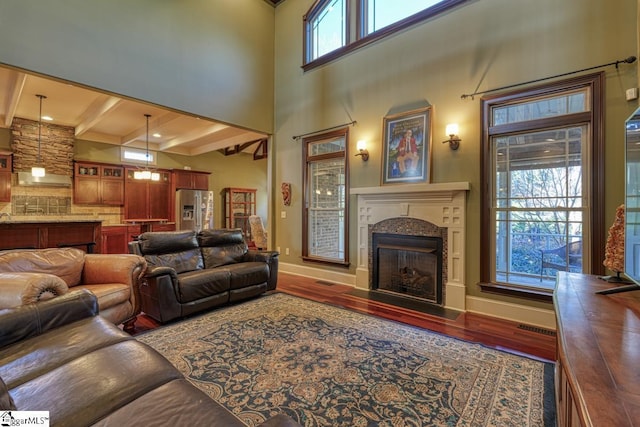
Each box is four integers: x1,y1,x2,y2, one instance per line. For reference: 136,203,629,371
0,67,268,156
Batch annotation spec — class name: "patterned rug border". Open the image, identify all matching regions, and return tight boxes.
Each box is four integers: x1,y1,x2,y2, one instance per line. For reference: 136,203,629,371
137,293,556,426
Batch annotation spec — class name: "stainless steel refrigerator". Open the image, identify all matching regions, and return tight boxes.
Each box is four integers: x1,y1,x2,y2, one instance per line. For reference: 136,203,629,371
176,189,214,231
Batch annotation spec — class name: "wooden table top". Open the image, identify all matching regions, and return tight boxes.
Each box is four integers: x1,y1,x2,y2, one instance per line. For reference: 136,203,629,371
554,272,640,426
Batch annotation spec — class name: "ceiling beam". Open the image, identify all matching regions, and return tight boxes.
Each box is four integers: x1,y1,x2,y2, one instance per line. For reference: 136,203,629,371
158,122,229,151
3,71,26,127
75,95,123,137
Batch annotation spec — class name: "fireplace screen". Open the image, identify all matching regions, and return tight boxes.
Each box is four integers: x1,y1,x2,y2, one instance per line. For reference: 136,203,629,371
372,233,443,305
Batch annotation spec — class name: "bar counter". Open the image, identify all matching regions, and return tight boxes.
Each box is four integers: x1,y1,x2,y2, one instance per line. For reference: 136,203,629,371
0,220,102,252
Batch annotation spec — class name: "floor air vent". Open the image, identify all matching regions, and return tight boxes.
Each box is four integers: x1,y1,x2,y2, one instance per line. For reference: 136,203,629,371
518,324,556,336
315,280,336,286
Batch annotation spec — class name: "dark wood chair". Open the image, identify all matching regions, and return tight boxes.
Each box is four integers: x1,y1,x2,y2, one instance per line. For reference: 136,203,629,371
540,240,582,280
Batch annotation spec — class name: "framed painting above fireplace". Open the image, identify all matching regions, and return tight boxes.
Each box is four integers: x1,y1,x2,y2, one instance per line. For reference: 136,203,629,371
381,106,432,185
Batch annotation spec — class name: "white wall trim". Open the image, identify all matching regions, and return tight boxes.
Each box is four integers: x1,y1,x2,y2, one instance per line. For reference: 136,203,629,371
280,262,356,286
465,296,556,330
280,263,556,330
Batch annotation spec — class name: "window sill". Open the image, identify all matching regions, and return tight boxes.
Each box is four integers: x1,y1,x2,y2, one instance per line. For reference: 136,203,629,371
478,281,553,303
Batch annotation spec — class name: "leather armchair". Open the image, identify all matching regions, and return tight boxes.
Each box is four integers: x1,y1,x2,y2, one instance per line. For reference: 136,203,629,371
0,248,146,331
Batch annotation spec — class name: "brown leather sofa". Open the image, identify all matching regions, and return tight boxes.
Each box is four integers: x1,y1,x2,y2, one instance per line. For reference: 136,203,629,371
0,248,146,331
0,290,301,426
129,228,279,323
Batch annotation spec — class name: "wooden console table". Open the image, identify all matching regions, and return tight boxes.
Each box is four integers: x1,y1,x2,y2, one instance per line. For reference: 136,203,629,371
554,272,640,426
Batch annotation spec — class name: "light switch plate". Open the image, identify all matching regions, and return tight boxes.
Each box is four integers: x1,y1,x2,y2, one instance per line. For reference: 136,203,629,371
626,88,638,101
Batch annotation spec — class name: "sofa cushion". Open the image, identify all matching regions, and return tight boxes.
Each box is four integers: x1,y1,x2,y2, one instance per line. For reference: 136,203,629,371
144,250,204,274
199,229,248,268
138,230,199,255
224,262,269,290
80,283,131,312
177,269,230,303
0,248,84,286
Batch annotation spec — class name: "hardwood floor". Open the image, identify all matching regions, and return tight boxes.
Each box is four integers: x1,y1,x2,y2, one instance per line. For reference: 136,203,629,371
132,272,557,362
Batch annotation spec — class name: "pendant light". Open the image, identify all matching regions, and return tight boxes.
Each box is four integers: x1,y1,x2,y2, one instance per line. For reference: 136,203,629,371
134,114,160,181
31,94,46,177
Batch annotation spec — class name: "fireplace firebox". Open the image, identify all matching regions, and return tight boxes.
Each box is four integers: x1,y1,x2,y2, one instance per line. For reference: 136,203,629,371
372,232,443,305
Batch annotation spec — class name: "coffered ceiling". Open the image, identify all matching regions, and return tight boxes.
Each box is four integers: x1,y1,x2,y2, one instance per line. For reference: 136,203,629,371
0,67,269,157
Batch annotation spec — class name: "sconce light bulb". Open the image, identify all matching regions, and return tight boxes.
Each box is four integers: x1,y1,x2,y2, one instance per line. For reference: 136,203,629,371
446,123,459,137
356,140,367,151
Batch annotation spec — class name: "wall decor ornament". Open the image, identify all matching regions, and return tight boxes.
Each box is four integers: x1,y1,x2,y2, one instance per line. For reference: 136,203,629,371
381,106,432,185
281,182,291,206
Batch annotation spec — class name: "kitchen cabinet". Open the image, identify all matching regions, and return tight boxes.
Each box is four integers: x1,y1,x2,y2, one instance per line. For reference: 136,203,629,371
0,152,12,202
224,187,256,241
74,161,124,205
124,168,172,221
174,170,209,190
101,224,144,253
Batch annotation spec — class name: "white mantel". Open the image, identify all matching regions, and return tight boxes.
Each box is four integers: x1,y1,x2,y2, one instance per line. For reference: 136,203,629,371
351,182,470,311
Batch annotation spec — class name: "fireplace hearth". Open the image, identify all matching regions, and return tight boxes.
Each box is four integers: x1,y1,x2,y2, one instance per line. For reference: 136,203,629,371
372,233,443,305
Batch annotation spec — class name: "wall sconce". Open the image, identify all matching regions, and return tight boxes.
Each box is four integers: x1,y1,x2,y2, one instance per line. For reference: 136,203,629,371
443,123,461,150
355,140,369,161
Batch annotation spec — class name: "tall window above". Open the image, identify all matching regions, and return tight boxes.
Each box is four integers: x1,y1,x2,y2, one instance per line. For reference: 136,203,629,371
305,0,347,62
303,0,467,70
302,128,350,266
363,0,448,35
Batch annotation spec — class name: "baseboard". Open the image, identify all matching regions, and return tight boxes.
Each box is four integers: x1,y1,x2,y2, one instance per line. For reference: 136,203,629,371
279,262,556,330
279,262,356,286
465,295,556,330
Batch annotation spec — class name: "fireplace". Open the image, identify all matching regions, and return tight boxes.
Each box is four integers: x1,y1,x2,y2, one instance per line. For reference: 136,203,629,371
351,182,470,311
372,232,443,305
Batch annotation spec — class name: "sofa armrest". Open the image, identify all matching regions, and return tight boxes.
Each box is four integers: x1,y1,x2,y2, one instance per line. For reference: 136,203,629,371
82,254,147,316
0,272,69,309
244,250,279,263
244,250,279,291
144,265,178,280
0,289,98,350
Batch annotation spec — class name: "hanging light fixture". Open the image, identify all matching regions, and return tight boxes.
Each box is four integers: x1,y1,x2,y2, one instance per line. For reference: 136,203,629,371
134,114,160,181
31,94,46,177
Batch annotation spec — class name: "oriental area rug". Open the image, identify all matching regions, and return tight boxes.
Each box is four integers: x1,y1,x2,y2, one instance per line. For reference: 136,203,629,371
137,293,555,427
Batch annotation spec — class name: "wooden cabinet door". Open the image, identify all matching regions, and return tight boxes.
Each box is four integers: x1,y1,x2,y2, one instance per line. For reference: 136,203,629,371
0,154,11,202
74,178,101,204
102,226,128,254
0,172,10,202
192,173,209,190
101,179,124,205
124,180,149,220
148,181,171,220
174,171,193,189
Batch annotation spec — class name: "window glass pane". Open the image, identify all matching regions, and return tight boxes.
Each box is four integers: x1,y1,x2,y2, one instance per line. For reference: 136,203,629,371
366,0,445,34
492,89,589,126
308,158,346,260
310,0,345,60
492,126,586,288
309,136,346,157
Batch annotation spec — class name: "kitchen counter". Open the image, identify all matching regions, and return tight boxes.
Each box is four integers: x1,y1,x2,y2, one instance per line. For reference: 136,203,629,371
0,220,102,252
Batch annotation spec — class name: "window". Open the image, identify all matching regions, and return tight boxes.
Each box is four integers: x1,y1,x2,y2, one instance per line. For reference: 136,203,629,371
304,0,347,63
480,73,605,299
121,147,156,165
302,128,350,265
363,0,449,35
303,0,467,70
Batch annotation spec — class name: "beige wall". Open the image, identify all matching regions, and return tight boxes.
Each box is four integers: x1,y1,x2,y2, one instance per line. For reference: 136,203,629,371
0,0,275,133
272,0,639,307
